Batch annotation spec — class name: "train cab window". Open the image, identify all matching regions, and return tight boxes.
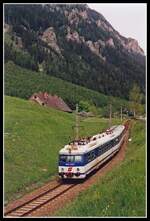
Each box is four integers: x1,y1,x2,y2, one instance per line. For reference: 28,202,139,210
59,155,66,162
67,155,75,162
59,155,82,163
75,155,82,162
59,155,74,163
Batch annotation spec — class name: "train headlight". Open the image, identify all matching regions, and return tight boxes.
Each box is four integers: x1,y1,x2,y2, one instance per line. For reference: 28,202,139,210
75,168,80,177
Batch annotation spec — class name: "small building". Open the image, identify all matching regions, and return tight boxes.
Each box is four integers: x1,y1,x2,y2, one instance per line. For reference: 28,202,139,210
29,92,72,113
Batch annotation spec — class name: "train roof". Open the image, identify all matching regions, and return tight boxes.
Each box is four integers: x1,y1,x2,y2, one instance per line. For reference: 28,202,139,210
59,125,125,155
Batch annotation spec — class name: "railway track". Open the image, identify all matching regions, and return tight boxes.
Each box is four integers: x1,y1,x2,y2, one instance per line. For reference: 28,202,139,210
5,182,77,217
5,121,131,217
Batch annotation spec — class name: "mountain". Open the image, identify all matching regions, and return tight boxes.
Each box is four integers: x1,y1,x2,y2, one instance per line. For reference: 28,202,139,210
4,4,145,100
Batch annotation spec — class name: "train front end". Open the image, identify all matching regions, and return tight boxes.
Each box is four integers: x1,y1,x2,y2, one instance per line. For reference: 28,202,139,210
58,144,86,179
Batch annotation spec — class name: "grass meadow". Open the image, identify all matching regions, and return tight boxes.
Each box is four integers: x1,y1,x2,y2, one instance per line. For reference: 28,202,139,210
55,120,146,217
4,95,121,203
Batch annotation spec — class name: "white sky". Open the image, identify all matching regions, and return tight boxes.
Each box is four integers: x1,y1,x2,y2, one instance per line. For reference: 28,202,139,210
88,3,147,54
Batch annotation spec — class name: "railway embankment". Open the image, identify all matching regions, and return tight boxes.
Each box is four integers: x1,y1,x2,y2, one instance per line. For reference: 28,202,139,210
55,120,145,217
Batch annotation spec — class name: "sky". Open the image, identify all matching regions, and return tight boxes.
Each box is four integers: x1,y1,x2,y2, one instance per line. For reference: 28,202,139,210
88,3,147,54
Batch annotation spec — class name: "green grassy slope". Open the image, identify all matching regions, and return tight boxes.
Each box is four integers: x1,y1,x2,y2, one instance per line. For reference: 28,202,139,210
55,120,146,217
5,61,129,112
4,96,121,202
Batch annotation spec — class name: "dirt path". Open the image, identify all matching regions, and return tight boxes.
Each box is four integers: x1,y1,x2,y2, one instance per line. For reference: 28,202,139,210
4,124,131,217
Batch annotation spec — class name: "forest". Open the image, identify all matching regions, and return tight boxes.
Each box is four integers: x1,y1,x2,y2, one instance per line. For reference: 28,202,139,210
4,4,145,100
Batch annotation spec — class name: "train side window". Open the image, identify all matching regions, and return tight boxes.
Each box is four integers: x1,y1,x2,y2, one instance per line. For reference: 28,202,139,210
89,152,92,162
99,149,101,155
110,141,113,148
109,142,112,149
91,151,95,160
103,146,106,152
87,152,92,162
98,147,102,155
104,146,106,152
107,144,109,149
87,151,95,162
105,143,108,150
102,145,105,153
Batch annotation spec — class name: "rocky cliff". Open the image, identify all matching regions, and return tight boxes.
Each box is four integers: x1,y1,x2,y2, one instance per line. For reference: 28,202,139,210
4,4,145,99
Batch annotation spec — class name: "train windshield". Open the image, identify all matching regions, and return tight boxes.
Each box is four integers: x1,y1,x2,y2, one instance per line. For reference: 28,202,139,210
59,155,82,163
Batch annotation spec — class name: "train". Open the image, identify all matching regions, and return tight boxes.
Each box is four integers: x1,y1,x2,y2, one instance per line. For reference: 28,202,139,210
58,123,128,179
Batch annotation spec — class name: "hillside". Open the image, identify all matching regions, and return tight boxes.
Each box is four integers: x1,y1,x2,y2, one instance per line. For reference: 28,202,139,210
5,61,131,114
55,120,146,217
4,4,145,99
4,96,121,202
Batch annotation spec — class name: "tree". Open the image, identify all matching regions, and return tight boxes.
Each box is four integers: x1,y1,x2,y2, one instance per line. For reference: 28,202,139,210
129,83,144,117
78,100,90,112
88,104,98,116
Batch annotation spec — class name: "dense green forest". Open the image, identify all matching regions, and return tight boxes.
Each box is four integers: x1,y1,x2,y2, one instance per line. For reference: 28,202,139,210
4,4,145,100
5,61,132,116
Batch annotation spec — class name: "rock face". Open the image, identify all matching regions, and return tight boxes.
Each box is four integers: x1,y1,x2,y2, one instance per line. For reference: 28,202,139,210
64,6,144,57
4,23,12,33
124,38,144,55
106,38,115,47
4,4,145,99
66,27,106,59
86,40,100,56
15,36,23,49
67,8,80,25
66,27,81,43
96,19,113,32
66,7,88,25
41,27,61,55
78,10,88,19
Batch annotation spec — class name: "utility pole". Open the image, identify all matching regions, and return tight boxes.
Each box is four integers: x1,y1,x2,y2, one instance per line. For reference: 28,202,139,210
121,106,122,122
75,103,79,140
109,104,112,128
